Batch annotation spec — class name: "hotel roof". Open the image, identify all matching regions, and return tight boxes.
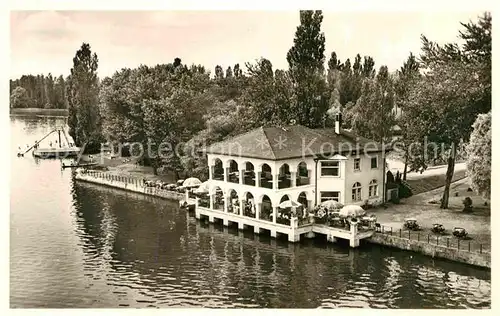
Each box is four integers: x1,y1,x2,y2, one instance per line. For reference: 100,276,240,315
205,125,389,160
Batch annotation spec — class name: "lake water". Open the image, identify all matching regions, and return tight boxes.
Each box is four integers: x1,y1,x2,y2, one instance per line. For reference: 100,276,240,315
9,116,491,308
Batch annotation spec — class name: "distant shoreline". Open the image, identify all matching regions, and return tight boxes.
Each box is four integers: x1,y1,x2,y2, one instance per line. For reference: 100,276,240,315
10,108,69,117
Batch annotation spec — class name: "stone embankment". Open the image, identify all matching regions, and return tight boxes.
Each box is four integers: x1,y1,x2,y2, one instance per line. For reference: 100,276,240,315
367,232,490,269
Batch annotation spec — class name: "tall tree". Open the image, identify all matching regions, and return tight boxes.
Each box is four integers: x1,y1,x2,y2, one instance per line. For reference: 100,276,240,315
394,52,420,180
466,111,491,199
325,51,343,126
67,43,102,151
233,64,242,77
362,56,375,78
214,65,224,79
286,10,329,128
225,66,233,78
338,58,352,106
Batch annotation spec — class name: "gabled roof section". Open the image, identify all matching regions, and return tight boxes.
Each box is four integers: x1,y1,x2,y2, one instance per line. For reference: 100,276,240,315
205,125,388,160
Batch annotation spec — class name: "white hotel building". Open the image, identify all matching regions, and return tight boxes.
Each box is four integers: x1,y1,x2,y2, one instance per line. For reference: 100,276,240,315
195,123,389,244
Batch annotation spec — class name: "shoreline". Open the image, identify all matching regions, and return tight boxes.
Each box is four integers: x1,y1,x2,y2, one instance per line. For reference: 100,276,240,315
75,171,185,201
10,108,69,117
366,232,490,269
74,169,489,270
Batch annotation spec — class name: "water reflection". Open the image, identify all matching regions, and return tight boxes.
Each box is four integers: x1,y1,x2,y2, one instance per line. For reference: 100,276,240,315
67,182,491,308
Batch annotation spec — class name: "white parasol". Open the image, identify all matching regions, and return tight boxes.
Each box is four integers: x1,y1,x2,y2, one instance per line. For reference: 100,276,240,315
182,177,202,188
279,200,302,209
193,181,209,194
320,200,344,211
339,205,366,217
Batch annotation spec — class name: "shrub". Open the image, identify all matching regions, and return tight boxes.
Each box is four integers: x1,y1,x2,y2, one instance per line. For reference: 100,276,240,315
398,182,413,198
463,197,473,213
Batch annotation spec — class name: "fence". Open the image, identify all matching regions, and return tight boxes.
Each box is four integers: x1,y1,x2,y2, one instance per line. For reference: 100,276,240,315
375,224,490,254
75,170,185,200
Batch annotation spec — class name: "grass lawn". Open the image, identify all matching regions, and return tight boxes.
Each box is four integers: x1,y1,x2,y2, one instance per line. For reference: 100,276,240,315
371,178,490,252
405,168,467,195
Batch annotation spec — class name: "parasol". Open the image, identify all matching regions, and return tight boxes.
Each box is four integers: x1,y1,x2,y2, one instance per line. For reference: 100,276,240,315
320,200,344,211
278,200,302,209
182,177,202,188
339,205,366,217
193,181,210,194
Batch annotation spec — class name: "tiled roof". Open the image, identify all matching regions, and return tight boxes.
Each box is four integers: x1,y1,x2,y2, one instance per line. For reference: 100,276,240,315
205,125,388,160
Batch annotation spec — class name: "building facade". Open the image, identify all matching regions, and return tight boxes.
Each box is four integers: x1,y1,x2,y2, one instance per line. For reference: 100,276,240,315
199,124,388,224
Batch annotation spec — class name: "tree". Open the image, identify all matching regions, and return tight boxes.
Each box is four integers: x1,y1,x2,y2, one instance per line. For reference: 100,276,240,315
67,42,102,151
10,86,31,108
466,111,491,199
325,51,343,126
44,73,55,108
225,66,233,78
403,58,489,208
173,57,182,68
362,56,375,78
214,65,224,79
244,58,281,127
394,52,420,180
347,65,395,143
233,64,242,77
338,58,352,106
407,12,491,209
54,75,66,109
286,10,330,128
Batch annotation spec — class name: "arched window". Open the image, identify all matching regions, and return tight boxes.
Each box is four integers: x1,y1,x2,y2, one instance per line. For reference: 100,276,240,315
352,182,362,201
369,179,378,197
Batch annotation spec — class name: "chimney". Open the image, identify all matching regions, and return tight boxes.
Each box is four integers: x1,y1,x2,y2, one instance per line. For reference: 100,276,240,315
335,113,342,134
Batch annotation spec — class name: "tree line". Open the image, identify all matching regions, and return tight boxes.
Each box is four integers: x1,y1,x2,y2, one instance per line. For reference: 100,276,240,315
15,10,491,207
10,74,67,109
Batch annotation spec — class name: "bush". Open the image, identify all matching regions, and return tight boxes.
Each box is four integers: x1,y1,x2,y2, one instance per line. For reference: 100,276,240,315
463,197,473,213
398,182,413,198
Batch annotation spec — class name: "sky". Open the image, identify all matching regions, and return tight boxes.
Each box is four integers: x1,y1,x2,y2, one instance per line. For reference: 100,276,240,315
9,10,487,79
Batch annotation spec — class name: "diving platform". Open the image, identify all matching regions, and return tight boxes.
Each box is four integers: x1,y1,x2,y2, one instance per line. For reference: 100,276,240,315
34,147,81,158
17,126,81,159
